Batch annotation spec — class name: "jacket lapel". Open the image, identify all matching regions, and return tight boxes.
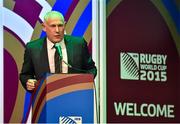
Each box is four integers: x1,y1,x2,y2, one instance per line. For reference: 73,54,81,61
64,35,74,72
40,38,50,74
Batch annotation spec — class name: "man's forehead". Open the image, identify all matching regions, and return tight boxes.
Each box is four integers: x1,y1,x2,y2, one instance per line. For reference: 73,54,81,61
46,18,64,24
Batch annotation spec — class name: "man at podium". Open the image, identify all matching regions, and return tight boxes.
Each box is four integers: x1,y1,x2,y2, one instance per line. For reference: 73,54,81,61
19,11,97,92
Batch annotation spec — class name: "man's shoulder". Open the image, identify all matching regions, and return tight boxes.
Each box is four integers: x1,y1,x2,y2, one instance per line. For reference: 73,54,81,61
26,37,46,48
64,35,85,43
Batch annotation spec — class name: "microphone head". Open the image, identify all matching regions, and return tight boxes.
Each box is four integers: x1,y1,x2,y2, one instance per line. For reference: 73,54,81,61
54,43,63,60
54,43,60,47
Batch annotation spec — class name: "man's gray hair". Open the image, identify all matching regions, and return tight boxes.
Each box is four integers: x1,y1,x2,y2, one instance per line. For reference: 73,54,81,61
44,11,65,23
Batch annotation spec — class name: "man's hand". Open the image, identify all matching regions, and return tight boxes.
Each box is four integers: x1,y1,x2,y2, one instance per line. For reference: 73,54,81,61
26,79,37,91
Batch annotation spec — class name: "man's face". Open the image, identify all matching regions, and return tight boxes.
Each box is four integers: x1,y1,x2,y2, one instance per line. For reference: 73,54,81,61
43,18,65,43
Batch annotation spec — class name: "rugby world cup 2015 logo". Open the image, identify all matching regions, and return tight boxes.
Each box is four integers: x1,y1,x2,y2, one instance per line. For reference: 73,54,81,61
120,52,167,82
120,52,139,80
59,116,82,124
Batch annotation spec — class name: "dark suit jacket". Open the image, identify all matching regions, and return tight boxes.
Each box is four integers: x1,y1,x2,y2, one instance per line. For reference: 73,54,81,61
20,35,97,90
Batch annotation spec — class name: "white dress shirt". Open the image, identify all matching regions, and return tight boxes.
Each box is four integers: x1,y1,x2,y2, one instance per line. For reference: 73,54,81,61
47,38,68,73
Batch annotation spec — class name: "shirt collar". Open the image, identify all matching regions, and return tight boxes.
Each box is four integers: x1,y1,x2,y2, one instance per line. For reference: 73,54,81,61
47,38,65,49
47,38,54,50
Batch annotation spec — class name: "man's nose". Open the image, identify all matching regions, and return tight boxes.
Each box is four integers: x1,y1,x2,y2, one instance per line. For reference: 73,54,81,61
55,26,60,32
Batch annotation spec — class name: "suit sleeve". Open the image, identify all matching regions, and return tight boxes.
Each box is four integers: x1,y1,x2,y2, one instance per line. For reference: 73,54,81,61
19,44,35,90
82,38,97,78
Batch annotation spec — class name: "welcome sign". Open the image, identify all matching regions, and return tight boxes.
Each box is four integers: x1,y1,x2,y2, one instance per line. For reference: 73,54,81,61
107,0,180,122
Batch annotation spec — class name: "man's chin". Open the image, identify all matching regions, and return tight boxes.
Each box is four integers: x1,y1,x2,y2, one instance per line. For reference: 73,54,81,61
53,39,62,43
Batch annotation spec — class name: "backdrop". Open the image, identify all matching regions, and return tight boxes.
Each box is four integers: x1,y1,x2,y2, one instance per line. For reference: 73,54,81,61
3,0,93,123
107,0,180,122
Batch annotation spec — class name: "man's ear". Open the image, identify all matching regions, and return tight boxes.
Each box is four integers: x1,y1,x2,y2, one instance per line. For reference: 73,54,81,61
64,21,67,27
42,23,46,31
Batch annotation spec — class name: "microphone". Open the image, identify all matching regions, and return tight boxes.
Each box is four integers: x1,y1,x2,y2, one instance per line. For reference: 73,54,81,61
62,59,90,74
54,43,90,73
61,59,72,68
54,43,63,60
54,43,94,75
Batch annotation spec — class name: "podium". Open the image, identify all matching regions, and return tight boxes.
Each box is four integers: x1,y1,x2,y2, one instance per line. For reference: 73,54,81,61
31,73,94,123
